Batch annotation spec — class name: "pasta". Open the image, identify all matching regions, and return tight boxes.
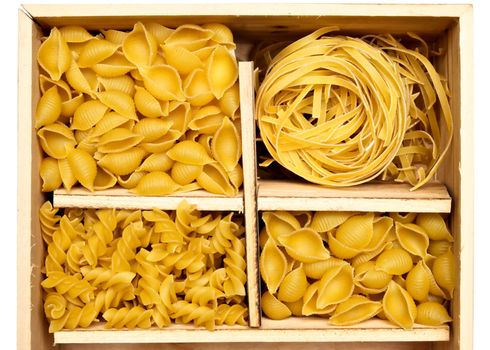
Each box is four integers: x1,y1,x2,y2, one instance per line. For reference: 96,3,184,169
41,200,248,331
255,28,452,190
259,211,455,328
36,22,241,195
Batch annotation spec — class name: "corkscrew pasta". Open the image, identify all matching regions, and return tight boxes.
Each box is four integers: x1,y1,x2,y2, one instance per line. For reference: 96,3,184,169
255,27,452,190
259,211,455,329
36,23,241,196
41,200,248,331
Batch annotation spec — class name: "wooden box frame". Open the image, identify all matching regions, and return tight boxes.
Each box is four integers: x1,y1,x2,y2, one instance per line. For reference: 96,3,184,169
17,4,473,350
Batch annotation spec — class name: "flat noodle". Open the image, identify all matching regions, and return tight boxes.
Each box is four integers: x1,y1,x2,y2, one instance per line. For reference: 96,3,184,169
256,27,452,190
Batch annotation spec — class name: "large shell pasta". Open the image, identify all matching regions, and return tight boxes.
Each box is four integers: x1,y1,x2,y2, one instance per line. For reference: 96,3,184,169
259,211,455,328
36,22,241,194
41,200,248,331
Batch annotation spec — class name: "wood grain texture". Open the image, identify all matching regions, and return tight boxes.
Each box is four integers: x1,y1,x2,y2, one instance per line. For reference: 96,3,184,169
257,180,451,212
53,187,243,211
239,62,260,327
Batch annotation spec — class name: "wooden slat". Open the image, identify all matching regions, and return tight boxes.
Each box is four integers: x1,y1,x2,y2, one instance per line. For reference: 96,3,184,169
53,187,243,211
257,180,451,213
54,319,449,344
239,62,260,328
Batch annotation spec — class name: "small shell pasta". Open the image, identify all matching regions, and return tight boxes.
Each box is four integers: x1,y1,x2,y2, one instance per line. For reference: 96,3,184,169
37,27,72,81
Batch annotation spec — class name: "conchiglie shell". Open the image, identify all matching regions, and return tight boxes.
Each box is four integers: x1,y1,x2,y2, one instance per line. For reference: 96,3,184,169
335,213,374,250
75,131,97,156
136,153,174,172
95,91,137,120
261,291,291,320
77,39,119,68
167,140,213,166
61,93,84,120
59,26,94,43
415,302,452,326
140,129,181,153
134,86,168,118
65,61,95,97
303,257,345,280
170,162,202,186
97,75,135,96
431,250,456,298
37,27,71,81
277,266,309,303
67,148,97,191
376,248,413,275
117,171,146,189
351,241,393,268
389,213,417,224
416,213,453,241
327,230,361,259
196,162,236,196
93,166,117,190
193,46,216,61
39,74,71,101
285,299,303,317
395,222,430,258
218,84,240,118
183,68,214,106
317,264,354,309
227,163,243,190
122,22,158,66
207,45,238,99
139,65,184,101
40,157,62,191
58,158,77,190
91,112,129,138
133,171,180,195
421,260,448,299
35,86,61,129
354,261,392,294
260,238,287,294
383,281,417,330
329,295,382,326
309,211,356,233
202,23,235,49
302,282,336,316
167,101,191,134
133,118,173,143
98,147,146,176
406,260,430,301
163,45,202,76
145,23,173,44
101,29,129,45
212,117,241,172
164,24,214,51
72,100,109,130
278,228,330,263
37,123,76,159
97,128,144,153
189,105,225,135
365,217,394,251
428,240,452,257
92,52,135,77
262,211,300,242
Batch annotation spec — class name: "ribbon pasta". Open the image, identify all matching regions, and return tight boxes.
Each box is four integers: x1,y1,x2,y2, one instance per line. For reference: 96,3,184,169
256,28,452,190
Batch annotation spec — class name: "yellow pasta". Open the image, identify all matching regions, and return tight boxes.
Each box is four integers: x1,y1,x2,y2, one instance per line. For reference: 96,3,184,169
72,100,108,130
171,162,202,186
97,147,146,176
133,118,173,143
40,157,63,192
59,26,93,43
211,117,241,172
67,147,97,191
316,263,354,309
431,250,456,298
95,90,138,120
261,291,291,320
277,266,309,303
139,65,185,101
278,228,330,263
415,302,452,326
183,68,214,106
329,295,382,326
97,75,135,96
260,238,288,294
37,27,72,81
77,39,119,68
416,213,453,241
382,281,417,330
122,22,158,66
35,86,62,129
207,45,238,99
164,45,202,75
395,222,430,258
38,123,77,159
134,86,169,118
406,261,430,302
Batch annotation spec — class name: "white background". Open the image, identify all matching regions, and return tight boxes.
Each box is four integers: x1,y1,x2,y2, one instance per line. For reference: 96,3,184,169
1,0,488,348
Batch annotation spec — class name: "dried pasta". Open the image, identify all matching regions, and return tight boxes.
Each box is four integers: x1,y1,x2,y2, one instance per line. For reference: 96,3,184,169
36,23,241,195
259,211,454,328
41,200,248,331
256,27,452,190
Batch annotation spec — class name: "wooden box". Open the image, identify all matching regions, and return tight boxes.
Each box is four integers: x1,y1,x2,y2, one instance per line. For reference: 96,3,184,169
17,4,473,350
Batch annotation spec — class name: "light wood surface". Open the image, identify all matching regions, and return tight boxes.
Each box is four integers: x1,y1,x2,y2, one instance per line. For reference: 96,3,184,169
257,180,451,212
54,187,243,211
239,62,261,328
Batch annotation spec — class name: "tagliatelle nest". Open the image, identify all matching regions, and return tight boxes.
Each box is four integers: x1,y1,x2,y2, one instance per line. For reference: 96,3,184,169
256,27,453,190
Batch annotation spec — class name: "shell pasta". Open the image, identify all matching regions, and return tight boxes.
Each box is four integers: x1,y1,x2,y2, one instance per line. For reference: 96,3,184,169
36,23,241,196
259,211,454,329
41,200,248,331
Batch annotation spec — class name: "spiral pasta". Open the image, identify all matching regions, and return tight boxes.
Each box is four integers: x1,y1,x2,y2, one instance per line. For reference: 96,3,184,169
36,23,242,195
259,211,454,328
41,200,248,331
256,27,452,190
